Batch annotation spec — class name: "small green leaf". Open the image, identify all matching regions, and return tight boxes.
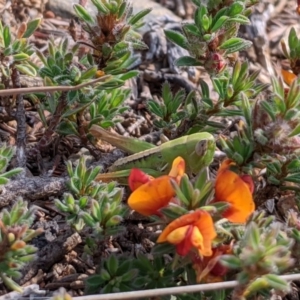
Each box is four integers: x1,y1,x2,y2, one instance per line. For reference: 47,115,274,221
22,19,41,38
164,30,188,50
119,70,139,81
0,177,9,185
227,2,244,16
148,101,164,118
99,269,111,281
180,174,194,200
12,53,30,61
288,123,300,137
100,120,115,128
286,159,300,173
3,26,11,48
195,6,207,29
73,4,94,24
14,64,37,76
121,269,139,282
248,223,260,250
91,0,109,14
106,215,123,227
211,16,229,32
171,178,190,207
288,27,298,49
260,100,276,121
220,255,242,269
1,168,23,178
267,175,281,185
209,201,230,213
84,166,101,186
82,212,96,227
78,196,89,209
284,173,300,184
79,66,97,80
220,38,252,54
265,274,290,292
245,277,269,295
230,15,250,25
174,56,202,67
86,274,105,288
201,15,210,32
106,255,119,276
118,2,127,18
55,200,69,213
160,204,189,219
1,274,23,293
56,120,78,136
128,8,152,25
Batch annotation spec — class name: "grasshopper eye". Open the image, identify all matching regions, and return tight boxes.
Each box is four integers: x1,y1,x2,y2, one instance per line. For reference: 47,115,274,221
195,140,208,156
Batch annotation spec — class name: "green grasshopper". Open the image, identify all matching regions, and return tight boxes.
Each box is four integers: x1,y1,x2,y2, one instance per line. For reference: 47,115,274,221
90,125,215,182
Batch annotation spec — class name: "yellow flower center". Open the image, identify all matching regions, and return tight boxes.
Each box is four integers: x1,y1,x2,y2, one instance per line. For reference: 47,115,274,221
191,226,204,250
166,225,190,244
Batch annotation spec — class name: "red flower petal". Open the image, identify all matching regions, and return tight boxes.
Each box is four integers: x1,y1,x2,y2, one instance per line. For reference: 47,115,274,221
176,225,194,256
128,168,152,191
240,174,254,194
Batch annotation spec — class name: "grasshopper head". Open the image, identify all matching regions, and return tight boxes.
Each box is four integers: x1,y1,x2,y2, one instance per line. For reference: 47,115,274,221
195,140,209,156
188,138,215,174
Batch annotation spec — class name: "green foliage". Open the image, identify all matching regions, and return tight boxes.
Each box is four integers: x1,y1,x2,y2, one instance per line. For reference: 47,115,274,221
221,212,294,299
218,71,300,190
160,170,220,220
0,19,40,80
89,87,130,128
219,121,254,166
35,37,126,139
133,254,184,290
281,27,300,75
0,199,42,292
188,60,267,133
4,0,300,298
165,0,256,74
55,157,127,243
65,156,102,196
37,38,88,86
80,182,126,239
149,61,267,136
85,254,184,296
147,82,186,134
31,0,150,146
72,0,150,74
0,145,22,185
85,255,139,294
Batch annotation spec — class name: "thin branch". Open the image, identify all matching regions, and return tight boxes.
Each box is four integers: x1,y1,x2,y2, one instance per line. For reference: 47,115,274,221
73,274,300,300
0,75,112,96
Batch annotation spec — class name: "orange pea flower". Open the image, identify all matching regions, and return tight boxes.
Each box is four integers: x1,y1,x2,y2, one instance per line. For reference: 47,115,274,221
127,157,185,216
213,159,255,223
157,210,217,257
